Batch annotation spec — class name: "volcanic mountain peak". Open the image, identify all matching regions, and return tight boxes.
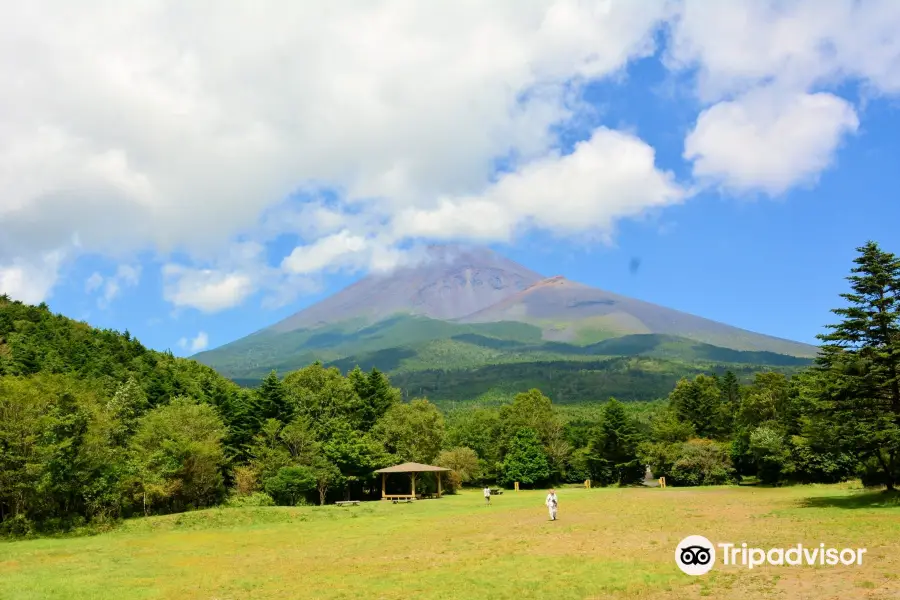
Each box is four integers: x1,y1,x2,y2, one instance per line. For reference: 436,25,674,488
266,244,543,333
198,244,818,378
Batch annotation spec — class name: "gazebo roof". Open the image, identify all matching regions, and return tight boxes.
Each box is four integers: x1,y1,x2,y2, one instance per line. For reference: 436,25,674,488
374,462,450,474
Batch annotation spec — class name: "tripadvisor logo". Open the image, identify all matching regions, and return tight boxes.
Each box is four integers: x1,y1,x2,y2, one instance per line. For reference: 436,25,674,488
675,535,716,576
675,535,867,575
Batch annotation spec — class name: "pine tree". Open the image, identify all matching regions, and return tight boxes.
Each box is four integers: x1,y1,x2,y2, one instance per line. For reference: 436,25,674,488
816,241,900,490
255,371,292,424
669,375,722,438
587,398,644,486
716,370,742,437
721,371,741,407
367,368,400,421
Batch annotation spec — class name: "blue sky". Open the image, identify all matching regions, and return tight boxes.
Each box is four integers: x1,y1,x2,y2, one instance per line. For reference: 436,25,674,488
2,1,900,354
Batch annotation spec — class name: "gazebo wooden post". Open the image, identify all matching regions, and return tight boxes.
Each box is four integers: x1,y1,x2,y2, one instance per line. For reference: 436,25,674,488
374,462,450,501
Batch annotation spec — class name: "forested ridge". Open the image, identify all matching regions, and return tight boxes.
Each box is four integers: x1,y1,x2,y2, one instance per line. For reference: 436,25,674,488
2,241,899,537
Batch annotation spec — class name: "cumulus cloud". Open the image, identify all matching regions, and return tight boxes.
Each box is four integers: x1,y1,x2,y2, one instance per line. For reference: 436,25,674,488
177,331,209,353
684,88,860,194
2,0,899,308
392,127,684,241
162,265,255,313
162,240,321,312
670,0,900,194
667,0,900,101
0,0,672,304
0,252,64,305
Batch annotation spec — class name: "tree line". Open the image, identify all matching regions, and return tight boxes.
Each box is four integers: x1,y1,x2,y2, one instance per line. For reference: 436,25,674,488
1,241,898,536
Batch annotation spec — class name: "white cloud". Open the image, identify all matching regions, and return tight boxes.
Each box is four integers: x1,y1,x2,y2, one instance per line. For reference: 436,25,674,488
85,272,104,293
162,265,255,313
670,0,900,195
2,0,899,307
666,0,900,102
116,264,141,286
0,252,64,304
684,88,860,194
392,127,684,241
84,263,142,308
102,280,120,305
177,331,209,353
281,230,369,275
0,0,672,303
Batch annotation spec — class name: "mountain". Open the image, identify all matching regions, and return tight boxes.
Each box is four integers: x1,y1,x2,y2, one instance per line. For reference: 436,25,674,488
268,245,544,332
0,295,245,410
459,275,813,355
194,245,818,402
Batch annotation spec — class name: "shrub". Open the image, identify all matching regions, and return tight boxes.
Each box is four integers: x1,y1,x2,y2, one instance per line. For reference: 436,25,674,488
225,492,276,508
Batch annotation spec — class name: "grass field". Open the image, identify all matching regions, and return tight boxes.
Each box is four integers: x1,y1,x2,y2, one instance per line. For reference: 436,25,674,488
1,484,898,600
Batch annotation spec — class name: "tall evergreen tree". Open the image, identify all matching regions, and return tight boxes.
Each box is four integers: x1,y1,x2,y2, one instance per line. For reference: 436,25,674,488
587,398,644,486
716,370,742,437
816,241,900,490
669,375,723,438
254,371,292,425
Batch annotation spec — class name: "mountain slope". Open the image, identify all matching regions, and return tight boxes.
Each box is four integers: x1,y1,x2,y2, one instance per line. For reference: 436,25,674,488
0,295,244,407
194,245,818,400
268,245,543,332
459,275,815,356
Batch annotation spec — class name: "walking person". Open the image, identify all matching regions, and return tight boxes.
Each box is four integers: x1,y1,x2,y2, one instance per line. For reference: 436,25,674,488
546,488,558,521
483,486,491,505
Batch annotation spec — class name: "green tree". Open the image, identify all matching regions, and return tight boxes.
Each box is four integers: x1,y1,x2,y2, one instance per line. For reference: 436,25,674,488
322,420,390,499
499,388,556,445
669,375,724,438
247,419,292,483
436,446,480,490
254,371,292,424
501,428,550,487
373,399,445,464
446,407,502,479
283,363,364,432
815,241,900,489
279,415,321,463
264,466,316,506
312,459,343,505
669,439,736,486
349,367,401,431
748,425,789,484
587,399,644,486
126,398,227,515
106,376,148,444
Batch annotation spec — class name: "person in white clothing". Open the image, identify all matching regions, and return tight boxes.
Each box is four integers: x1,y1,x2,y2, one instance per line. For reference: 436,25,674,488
483,486,491,505
546,489,558,521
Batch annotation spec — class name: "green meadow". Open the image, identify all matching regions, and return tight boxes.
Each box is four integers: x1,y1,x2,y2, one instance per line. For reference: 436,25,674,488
2,484,898,600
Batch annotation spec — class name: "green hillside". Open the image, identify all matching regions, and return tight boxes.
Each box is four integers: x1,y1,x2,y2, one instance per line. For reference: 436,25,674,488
0,296,244,408
202,314,814,403
194,315,547,377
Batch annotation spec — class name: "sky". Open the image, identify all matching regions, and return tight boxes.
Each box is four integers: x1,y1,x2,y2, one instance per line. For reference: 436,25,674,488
2,0,900,355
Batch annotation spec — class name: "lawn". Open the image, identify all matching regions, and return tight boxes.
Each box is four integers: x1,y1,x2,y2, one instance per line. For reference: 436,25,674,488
0,484,898,600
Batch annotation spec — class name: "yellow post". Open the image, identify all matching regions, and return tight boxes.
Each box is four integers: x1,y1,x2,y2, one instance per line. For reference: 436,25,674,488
585,479,591,489
437,472,442,498
381,473,386,499
514,481,519,492
411,473,417,497
659,477,666,489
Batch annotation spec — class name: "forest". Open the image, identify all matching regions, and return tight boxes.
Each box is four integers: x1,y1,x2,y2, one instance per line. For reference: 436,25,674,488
1,241,898,536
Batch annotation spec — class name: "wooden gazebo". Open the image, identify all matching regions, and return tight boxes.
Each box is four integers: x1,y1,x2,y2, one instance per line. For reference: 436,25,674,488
374,462,450,500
